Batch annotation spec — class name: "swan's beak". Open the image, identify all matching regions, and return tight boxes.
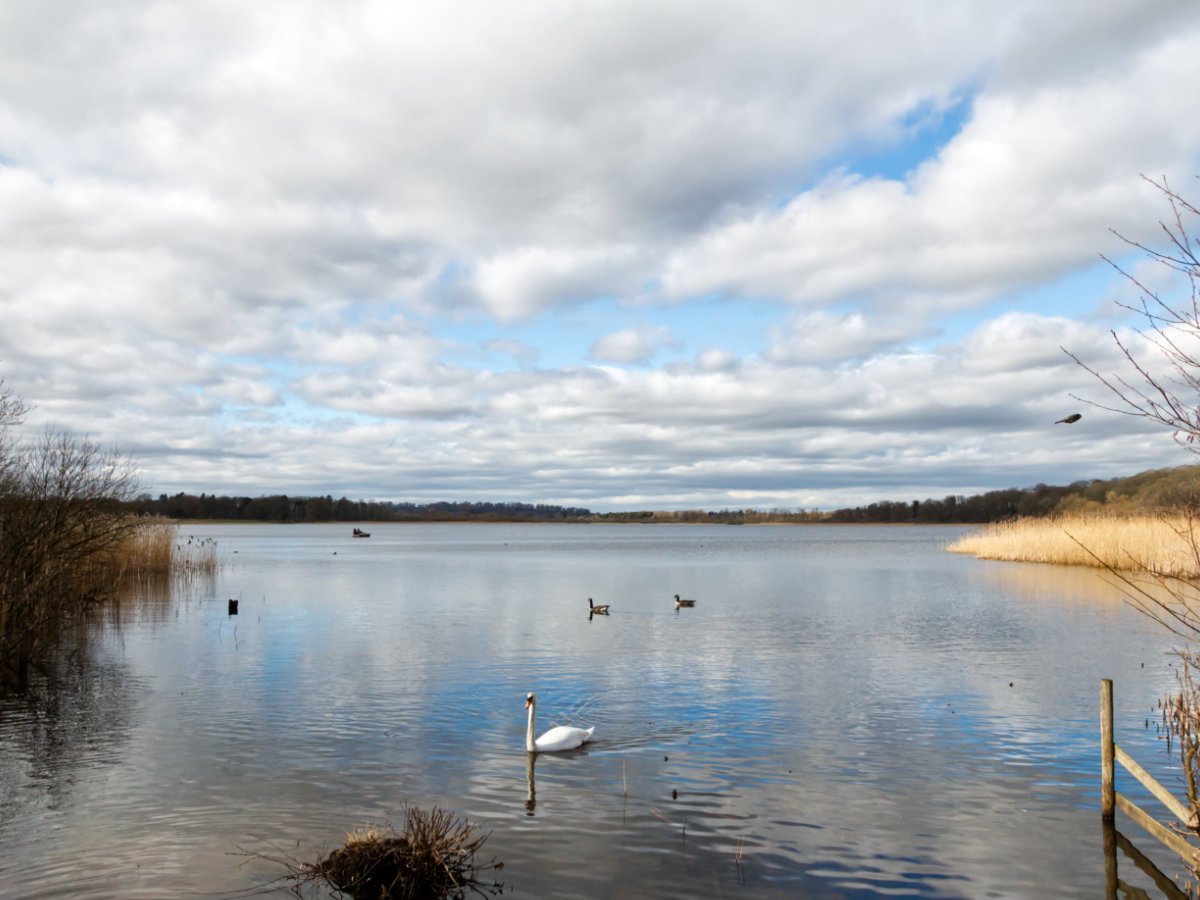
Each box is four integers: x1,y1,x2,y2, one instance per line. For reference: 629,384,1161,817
525,696,533,709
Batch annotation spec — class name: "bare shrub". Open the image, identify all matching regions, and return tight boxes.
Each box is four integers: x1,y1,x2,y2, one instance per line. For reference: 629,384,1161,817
0,424,140,685
1067,178,1200,855
1064,175,1200,449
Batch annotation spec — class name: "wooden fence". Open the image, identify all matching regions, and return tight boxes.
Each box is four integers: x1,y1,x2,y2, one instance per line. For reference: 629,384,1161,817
1101,678,1196,898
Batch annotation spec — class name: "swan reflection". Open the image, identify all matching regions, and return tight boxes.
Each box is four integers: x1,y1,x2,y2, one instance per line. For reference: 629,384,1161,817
525,751,537,815
525,745,600,816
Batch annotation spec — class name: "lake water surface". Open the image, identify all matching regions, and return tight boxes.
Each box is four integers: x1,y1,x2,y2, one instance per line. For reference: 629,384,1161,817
0,523,1193,897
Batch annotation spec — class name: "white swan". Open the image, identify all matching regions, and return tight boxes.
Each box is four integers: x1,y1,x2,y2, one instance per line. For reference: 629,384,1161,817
525,692,594,753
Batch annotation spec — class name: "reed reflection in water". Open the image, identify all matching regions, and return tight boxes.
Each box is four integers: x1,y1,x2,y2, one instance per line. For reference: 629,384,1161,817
0,522,1192,898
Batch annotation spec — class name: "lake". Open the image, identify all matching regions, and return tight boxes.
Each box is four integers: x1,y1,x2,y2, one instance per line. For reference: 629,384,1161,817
0,522,1192,897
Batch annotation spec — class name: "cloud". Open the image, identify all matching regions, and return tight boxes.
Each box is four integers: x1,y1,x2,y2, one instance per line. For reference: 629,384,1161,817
0,2,1198,509
767,311,928,363
588,326,679,365
483,339,539,368
7,308,1160,510
660,27,1200,314
472,244,639,321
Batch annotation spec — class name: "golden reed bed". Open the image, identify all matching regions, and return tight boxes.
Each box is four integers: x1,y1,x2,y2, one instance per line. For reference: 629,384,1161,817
947,514,1200,578
105,518,220,579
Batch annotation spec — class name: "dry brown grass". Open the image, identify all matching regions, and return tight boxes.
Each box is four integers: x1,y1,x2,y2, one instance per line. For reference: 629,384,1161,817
108,518,175,576
103,519,219,580
259,807,502,899
947,513,1200,577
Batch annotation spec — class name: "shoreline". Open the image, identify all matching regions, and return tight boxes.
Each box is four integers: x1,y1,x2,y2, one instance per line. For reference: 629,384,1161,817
174,518,974,527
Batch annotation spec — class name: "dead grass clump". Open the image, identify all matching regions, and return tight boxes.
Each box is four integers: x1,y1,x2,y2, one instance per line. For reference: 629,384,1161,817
297,807,502,899
947,513,1200,577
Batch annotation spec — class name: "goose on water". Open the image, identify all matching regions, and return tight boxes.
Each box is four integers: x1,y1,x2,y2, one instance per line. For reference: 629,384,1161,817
588,597,610,615
525,692,594,753
674,593,696,608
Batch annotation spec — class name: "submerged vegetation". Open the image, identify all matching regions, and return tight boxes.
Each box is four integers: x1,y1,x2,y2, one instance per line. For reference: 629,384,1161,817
266,807,502,899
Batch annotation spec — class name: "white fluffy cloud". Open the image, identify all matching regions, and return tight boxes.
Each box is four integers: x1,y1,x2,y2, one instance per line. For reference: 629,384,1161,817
767,311,928,363
588,327,679,365
473,244,640,321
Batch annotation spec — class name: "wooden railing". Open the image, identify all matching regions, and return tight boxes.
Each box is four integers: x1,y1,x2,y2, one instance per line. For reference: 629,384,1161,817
1101,678,1197,897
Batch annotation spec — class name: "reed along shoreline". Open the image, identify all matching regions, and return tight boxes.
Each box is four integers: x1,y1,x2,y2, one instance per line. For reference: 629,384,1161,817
947,513,1200,578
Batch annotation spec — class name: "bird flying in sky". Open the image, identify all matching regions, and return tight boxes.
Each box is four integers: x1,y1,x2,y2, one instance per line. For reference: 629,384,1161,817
1055,413,1082,424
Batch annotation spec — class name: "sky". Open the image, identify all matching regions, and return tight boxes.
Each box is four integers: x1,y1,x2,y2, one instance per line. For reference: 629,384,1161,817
2,1,1200,512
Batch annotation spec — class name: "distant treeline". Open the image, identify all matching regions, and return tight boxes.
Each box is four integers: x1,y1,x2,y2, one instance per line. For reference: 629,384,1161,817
825,486,1060,524
822,465,1200,524
125,465,1200,525
123,493,594,523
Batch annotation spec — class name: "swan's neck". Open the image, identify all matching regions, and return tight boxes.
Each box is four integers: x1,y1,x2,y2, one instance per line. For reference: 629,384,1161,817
525,702,536,752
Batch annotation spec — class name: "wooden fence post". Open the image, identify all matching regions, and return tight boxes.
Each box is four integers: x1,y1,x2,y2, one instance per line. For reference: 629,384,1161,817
1102,818,1118,900
1102,678,1115,822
